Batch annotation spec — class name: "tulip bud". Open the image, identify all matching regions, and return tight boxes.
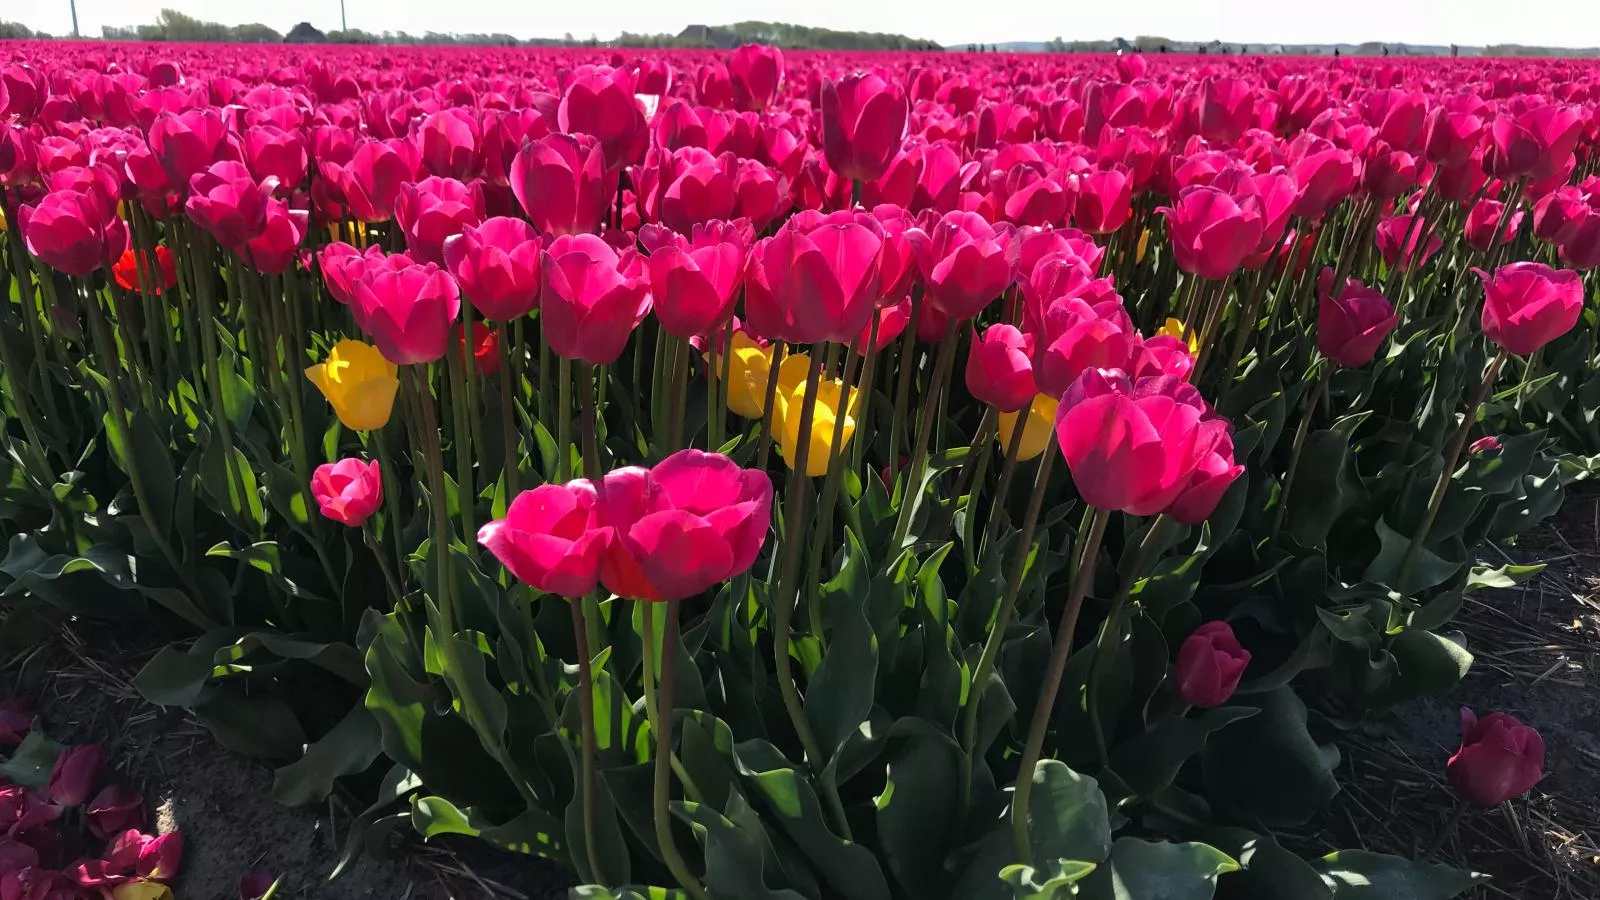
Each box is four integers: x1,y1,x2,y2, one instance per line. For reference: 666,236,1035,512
442,217,543,322
18,190,124,276
1173,621,1250,708
311,459,383,528
1475,262,1584,356
242,125,308,191
541,234,652,365
820,73,908,183
47,744,105,808
642,221,746,340
1159,185,1265,280
1448,708,1544,806
417,108,481,181
338,138,420,223
1070,168,1133,235
558,65,648,173
185,161,273,248
1469,435,1503,456
966,324,1036,413
910,210,1011,321
305,340,400,432
1532,186,1587,245
1316,269,1399,368
352,261,461,365
394,176,485,266
511,133,614,237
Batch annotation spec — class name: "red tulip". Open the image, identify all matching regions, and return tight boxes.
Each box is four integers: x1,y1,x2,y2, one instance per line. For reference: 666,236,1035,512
1159,186,1264,281
240,199,308,276
352,261,461,365
1317,269,1398,368
417,108,480,180
47,744,104,808
910,210,1011,321
1174,621,1251,707
394,176,485,266
458,322,501,377
1375,214,1442,271
1448,709,1544,806
1054,371,1230,516
966,324,1035,413
728,44,784,111
598,450,773,602
1475,262,1583,356
540,233,652,365
85,785,146,841
241,125,307,191
634,147,737,231
442,217,543,321
17,190,124,276
641,221,746,340
510,133,613,237
112,246,178,295
338,139,421,223
558,65,647,172
745,211,883,344
311,458,383,528
480,480,610,598
820,72,908,183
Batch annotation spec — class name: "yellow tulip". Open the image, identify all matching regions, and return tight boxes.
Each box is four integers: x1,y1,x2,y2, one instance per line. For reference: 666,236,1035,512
306,339,400,431
113,882,175,900
997,395,1060,462
718,333,810,420
774,369,862,477
1136,228,1150,264
1158,317,1200,354
0,206,7,233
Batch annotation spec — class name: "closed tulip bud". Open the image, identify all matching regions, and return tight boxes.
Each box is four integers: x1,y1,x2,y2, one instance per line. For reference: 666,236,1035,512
1559,210,1600,270
1362,142,1419,199
305,339,400,431
1375,214,1442,271
394,176,484,266
1469,435,1504,456
732,157,791,231
745,212,883,344
480,480,610,597
728,44,784,112
910,210,1011,321
113,246,178,295
1317,269,1399,368
642,221,746,339
996,394,1058,462
339,139,421,223
511,133,613,237
774,369,863,478
417,108,480,180
1533,186,1587,245
1174,621,1251,707
1159,185,1265,280
1475,262,1583,356
1485,105,1583,181
241,125,307,191
353,261,461,365
185,161,272,248
148,109,230,188
18,190,123,276
1071,168,1133,235
241,199,308,276
1448,709,1544,806
47,744,105,808
442,217,543,321
598,450,773,601
1463,198,1524,253
966,324,1036,413
1055,372,1232,516
856,298,912,354
1288,136,1359,221
634,146,737,231
541,233,652,365
311,458,383,528
85,785,146,841
820,73,908,183
558,65,648,172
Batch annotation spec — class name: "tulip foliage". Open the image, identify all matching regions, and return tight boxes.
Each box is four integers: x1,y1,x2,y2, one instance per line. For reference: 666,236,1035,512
2,39,1594,899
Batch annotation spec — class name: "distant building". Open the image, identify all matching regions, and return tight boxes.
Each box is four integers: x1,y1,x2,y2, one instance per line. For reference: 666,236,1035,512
285,22,325,43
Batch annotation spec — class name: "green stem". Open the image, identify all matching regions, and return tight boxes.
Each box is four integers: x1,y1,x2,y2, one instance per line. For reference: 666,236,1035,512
755,343,788,470
646,601,711,900
577,362,604,479
889,320,959,550
666,338,690,452
1088,516,1170,766
569,597,608,885
1269,364,1331,545
498,323,521,499
556,355,573,482
852,310,883,472
887,304,920,471
981,397,1036,557
363,522,405,604
372,426,408,581
805,337,863,633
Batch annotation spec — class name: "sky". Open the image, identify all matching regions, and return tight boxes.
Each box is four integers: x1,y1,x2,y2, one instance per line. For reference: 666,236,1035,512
8,0,1600,49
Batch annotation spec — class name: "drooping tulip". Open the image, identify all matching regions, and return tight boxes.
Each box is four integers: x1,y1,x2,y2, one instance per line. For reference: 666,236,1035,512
310,459,383,528
442,217,543,321
479,480,610,598
820,73,908,183
541,233,652,365
1475,262,1584,356
642,221,746,339
305,339,400,431
1173,621,1251,708
510,133,613,237
966,324,1036,413
1448,709,1544,807
351,262,461,365
745,212,883,344
1317,270,1399,368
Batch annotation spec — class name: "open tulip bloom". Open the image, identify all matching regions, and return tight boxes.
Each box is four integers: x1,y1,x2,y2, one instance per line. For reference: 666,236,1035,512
4,39,1597,900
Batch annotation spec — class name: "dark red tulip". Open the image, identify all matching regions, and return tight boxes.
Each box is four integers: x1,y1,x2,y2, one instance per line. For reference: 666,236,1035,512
1448,709,1544,807
1174,621,1251,707
1317,269,1398,368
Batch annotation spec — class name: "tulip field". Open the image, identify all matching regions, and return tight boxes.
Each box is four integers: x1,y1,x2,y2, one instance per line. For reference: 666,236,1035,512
2,38,1598,898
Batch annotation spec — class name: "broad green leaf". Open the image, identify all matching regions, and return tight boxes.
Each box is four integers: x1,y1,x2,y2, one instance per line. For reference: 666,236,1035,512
1312,850,1487,899
271,703,382,806
1077,838,1238,900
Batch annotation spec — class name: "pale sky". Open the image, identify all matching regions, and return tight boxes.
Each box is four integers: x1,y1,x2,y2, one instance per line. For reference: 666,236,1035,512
8,0,1600,50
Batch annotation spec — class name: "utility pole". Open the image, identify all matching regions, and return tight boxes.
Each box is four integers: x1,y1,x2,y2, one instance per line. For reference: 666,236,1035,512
340,0,347,32
70,0,80,37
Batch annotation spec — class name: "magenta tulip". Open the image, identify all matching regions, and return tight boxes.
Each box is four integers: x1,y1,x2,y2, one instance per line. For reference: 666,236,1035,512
442,217,543,322
148,109,231,188
1448,708,1544,806
1532,186,1588,245
1071,168,1133,235
394,176,485,266
558,65,647,172
541,233,652,364
642,221,746,339
1174,621,1251,707
338,139,421,223
732,157,791,231
417,108,480,180
352,261,461,365
1485,105,1583,181
185,161,273,248
1318,270,1399,368
479,480,610,598
511,133,613,237
1376,214,1442,271
820,72,908,183
47,744,105,808
634,146,737,232
966,324,1035,413
17,190,124,276
745,211,883,344
910,210,1011,321
241,198,308,276
311,459,383,528
728,44,784,111
1475,262,1584,356
1159,185,1265,280
1463,198,1524,253
241,124,307,192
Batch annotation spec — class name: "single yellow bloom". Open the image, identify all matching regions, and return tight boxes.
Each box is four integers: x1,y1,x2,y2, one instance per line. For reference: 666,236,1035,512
306,339,400,431
113,883,175,900
0,206,7,233
1136,228,1150,264
719,333,810,420
1158,317,1200,354
774,369,862,477
997,394,1060,462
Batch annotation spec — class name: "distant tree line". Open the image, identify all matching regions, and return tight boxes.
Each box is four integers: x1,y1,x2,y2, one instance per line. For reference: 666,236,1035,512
618,21,940,51
0,20,50,39
100,10,281,43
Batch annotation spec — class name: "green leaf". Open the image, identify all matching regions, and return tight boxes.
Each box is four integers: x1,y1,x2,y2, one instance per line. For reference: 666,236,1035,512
193,684,308,760
271,703,382,806
1363,518,1461,593
999,860,1098,899
1373,630,1473,706
806,533,879,761
134,646,215,708
107,409,176,540
0,731,62,789
1077,838,1238,900
874,719,962,898
1108,707,1258,798
677,798,808,900
414,794,567,859
1286,430,1361,549
1466,562,1545,590
1024,760,1112,866
1312,850,1487,899
1200,687,1340,827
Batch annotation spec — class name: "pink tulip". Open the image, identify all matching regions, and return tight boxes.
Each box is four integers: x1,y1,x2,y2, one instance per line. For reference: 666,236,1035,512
1174,621,1251,707
1070,168,1133,235
17,190,124,276
820,72,908,183
47,744,105,808
1375,214,1442,271
240,199,308,276
85,785,146,841
1560,210,1600,270
540,233,652,364
641,221,746,339
1533,186,1588,245
1469,435,1504,455
417,108,481,180
338,139,421,223
319,243,387,306
966,324,1035,413
1463,198,1524,253
241,125,307,192
728,44,784,111
352,261,461,365
731,157,791,231
558,65,647,172
1317,270,1399,368
1475,262,1584,356
479,480,610,598
1423,106,1486,168
910,210,1011,321
148,109,231,188
598,450,773,602
745,211,883,344
137,831,183,879
510,133,613,237
1287,136,1359,220
311,459,383,528
633,146,737,232
1448,709,1544,806
1031,294,1139,398
1132,335,1196,381
1362,142,1420,199
394,176,485,266
1485,105,1583,181
1159,185,1265,281
442,217,543,322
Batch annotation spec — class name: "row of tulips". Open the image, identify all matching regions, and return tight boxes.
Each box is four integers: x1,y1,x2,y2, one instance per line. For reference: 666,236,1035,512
0,40,1589,899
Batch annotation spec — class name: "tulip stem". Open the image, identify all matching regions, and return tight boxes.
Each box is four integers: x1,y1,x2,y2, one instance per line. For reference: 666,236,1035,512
938,406,997,543
1398,351,1507,594
556,355,573,482
497,324,521,498
568,596,609,886
806,337,863,633
1088,515,1171,767
852,310,883,473
754,343,788,470
1269,363,1332,545
887,303,921,474
1012,505,1113,862
981,397,1036,558
577,361,604,478
363,523,405,604
890,320,959,551
666,337,690,452
1190,273,1237,381
644,600,711,900
958,443,1056,815
447,332,478,543
1216,266,1273,394
372,425,408,581
714,317,736,450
